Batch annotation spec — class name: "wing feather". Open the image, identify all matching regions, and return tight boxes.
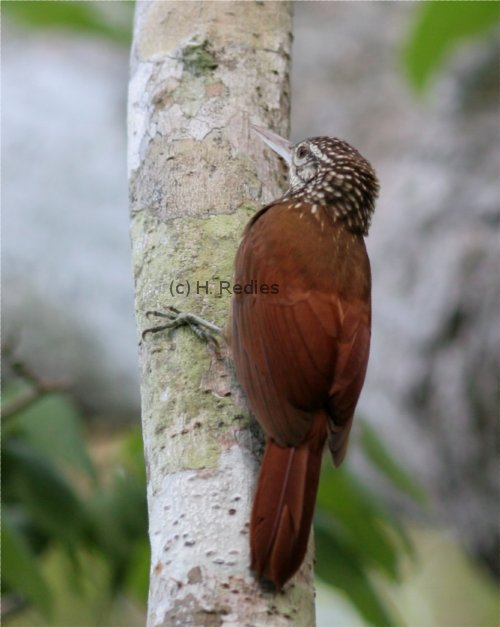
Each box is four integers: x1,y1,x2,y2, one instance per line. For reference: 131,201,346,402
232,202,371,453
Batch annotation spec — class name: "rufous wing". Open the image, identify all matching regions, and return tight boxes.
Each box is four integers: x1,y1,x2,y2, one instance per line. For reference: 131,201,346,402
231,201,371,451
232,201,371,587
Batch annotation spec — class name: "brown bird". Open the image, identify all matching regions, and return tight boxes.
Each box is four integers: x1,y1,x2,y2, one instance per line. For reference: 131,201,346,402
231,126,379,589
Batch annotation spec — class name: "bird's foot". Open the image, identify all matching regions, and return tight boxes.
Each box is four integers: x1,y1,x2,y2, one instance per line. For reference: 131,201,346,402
142,306,222,348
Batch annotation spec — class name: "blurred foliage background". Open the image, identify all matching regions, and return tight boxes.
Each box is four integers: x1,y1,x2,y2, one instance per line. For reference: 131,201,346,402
2,2,498,626
2,361,148,625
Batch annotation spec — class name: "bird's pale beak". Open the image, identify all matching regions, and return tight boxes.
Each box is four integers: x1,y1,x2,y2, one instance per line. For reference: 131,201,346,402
250,124,293,165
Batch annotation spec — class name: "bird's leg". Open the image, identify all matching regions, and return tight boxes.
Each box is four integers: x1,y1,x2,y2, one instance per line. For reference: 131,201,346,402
142,306,223,348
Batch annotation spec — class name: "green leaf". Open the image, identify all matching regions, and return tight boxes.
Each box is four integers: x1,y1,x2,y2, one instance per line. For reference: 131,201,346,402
85,472,147,574
317,465,404,580
119,428,147,484
2,514,52,617
124,540,150,604
360,422,427,505
315,521,398,627
6,389,97,482
3,439,87,546
1,379,30,408
404,2,499,91
2,1,133,45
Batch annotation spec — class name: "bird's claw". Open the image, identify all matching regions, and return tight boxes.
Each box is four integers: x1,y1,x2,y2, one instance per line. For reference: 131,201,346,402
142,307,222,348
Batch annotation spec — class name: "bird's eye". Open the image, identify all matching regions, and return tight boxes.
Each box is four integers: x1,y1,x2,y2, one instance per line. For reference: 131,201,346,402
296,146,309,160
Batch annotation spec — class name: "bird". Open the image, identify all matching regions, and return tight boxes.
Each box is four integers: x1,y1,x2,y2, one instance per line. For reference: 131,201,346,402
231,125,379,589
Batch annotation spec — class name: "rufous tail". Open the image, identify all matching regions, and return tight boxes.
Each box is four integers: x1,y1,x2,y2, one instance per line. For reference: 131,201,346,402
249,414,327,589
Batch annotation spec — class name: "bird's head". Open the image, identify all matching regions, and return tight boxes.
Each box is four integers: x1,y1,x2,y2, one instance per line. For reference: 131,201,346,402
251,125,379,235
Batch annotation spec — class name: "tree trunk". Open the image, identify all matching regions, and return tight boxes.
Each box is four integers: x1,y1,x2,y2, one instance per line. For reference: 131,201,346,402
128,1,316,625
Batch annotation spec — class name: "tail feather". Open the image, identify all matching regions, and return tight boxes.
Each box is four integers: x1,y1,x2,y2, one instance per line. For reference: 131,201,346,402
250,414,327,588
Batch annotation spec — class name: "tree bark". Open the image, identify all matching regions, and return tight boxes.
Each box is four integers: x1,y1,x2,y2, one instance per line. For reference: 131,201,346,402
128,1,316,625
